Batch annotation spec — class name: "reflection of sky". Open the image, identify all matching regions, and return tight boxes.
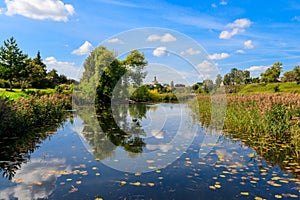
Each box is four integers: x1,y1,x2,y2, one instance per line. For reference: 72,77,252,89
0,158,71,200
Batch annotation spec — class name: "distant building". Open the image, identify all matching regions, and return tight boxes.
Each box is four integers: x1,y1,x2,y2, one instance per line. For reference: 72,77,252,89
175,83,185,88
152,76,159,85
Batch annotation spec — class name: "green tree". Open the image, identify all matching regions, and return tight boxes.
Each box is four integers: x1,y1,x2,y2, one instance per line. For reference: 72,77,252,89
203,79,214,93
81,46,148,105
46,69,60,88
0,37,28,90
26,51,47,88
294,66,300,84
282,70,297,82
260,62,282,83
215,74,223,87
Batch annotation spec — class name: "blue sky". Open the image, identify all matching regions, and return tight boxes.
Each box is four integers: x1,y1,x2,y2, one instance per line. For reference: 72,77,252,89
1,0,300,84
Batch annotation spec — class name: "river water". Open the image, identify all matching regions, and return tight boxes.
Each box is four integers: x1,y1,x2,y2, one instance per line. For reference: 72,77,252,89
0,103,299,199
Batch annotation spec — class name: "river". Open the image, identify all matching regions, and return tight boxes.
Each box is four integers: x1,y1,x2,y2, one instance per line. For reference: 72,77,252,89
0,103,299,199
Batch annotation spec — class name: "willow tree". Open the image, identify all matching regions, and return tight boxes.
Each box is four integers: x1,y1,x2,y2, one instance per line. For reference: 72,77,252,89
80,46,147,105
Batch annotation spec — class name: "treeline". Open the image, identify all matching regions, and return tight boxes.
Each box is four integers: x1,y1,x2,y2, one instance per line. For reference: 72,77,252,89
193,62,300,93
0,37,74,90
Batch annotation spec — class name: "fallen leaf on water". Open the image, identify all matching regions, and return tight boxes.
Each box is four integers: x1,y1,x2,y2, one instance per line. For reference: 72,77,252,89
120,181,127,185
130,182,141,186
69,186,78,193
148,182,155,187
76,181,82,185
274,194,282,199
240,192,249,196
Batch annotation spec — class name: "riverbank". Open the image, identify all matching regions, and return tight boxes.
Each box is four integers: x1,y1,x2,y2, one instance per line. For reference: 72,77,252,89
0,93,72,137
193,93,300,175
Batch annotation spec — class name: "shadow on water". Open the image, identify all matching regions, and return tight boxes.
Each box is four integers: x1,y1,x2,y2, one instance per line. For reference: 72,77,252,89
80,103,153,160
0,120,69,180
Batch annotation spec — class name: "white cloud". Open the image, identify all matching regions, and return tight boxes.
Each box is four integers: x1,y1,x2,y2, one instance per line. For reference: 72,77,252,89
246,65,269,76
220,0,228,5
211,3,217,8
180,48,201,56
146,33,176,43
244,40,254,49
219,18,251,39
153,46,168,57
226,18,251,29
3,0,75,22
0,158,71,200
197,60,217,73
72,41,93,55
208,52,230,60
107,38,124,44
235,49,245,54
45,56,82,80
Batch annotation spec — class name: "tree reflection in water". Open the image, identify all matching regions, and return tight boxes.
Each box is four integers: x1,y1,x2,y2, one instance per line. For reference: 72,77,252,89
81,103,152,160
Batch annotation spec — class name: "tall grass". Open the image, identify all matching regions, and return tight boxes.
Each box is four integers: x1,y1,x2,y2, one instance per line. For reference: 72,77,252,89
193,93,300,174
0,93,71,137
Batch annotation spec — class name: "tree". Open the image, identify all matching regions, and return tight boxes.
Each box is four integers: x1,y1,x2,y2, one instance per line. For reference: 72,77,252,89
281,66,300,84
0,37,28,90
81,46,148,105
260,62,282,83
46,69,60,88
25,51,47,88
203,79,214,93
282,70,297,82
294,66,300,84
215,74,222,87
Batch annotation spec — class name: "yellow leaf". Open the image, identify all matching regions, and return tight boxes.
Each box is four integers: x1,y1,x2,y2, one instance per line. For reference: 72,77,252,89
76,181,82,185
148,182,155,187
120,181,127,185
240,192,249,196
130,182,141,186
274,194,282,199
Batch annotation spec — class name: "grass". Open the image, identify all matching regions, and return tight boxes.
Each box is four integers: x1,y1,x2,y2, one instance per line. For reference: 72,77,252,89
191,93,300,175
0,88,56,100
239,82,300,94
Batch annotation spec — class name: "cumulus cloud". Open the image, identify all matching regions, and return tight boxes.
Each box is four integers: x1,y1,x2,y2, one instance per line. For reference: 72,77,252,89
219,18,251,39
208,52,230,60
153,46,168,57
2,0,75,22
244,40,254,49
197,60,217,73
246,65,269,76
180,48,201,56
107,38,124,44
146,33,176,43
72,41,93,55
235,49,245,54
45,56,82,80
0,158,71,200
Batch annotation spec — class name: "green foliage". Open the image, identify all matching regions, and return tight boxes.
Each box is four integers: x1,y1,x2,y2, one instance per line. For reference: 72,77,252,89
223,68,250,86
80,46,148,105
215,74,222,87
130,85,151,102
0,37,28,90
0,94,71,137
239,82,300,93
274,84,280,92
260,62,282,83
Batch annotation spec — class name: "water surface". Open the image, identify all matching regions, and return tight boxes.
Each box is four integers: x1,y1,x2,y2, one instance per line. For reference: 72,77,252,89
0,103,299,199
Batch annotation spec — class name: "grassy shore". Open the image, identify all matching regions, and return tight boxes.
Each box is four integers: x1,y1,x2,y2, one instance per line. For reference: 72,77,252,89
0,90,72,137
192,92,300,175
